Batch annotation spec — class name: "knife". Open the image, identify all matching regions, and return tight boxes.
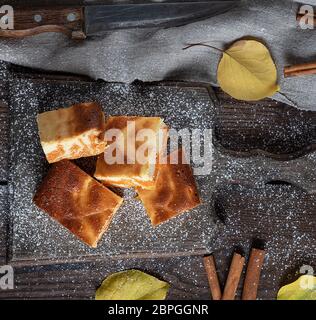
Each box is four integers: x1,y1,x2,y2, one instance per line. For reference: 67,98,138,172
0,1,240,40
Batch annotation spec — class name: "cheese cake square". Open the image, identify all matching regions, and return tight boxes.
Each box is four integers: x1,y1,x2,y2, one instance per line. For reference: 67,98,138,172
37,102,106,163
94,116,168,189
33,160,123,247
136,149,201,225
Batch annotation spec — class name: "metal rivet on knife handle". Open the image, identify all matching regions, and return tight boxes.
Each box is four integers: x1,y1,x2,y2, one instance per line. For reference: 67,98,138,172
67,13,77,22
33,14,42,23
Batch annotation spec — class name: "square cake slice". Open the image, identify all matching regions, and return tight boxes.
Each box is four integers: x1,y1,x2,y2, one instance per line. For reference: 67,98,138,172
37,102,106,163
136,149,201,226
94,116,168,189
33,160,123,248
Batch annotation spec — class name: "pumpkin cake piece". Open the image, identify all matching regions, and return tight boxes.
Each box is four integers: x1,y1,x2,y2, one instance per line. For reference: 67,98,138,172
33,160,123,248
136,149,201,226
94,116,168,189
37,102,106,163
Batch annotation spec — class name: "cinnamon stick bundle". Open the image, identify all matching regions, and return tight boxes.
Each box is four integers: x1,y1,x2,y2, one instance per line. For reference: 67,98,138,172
242,248,266,300
203,255,222,300
222,252,245,300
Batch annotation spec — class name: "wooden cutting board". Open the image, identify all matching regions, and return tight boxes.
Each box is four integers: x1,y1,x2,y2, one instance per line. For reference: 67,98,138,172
7,73,219,264
6,68,316,265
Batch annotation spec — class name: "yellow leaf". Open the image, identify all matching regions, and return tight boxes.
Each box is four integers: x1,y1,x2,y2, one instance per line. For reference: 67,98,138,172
277,275,316,300
217,39,279,101
95,269,170,300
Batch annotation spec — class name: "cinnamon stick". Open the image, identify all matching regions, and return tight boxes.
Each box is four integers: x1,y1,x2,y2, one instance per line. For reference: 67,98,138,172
284,62,316,78
242,248,266,300
203,255,222,300
222,252,245,300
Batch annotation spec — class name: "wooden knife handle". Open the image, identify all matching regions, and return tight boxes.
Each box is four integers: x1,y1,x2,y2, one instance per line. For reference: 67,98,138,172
0,7,85,40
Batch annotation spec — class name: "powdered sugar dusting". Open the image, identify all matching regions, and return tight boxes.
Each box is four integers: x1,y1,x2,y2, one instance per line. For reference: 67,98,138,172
8,77,217,262
5,72,316,297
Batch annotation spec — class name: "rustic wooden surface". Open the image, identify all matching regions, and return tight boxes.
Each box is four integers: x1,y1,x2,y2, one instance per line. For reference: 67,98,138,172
214,89,316,159
0,64,315,299
7,0,218,5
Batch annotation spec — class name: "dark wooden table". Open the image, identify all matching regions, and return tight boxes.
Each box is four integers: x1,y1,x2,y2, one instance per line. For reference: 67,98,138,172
0,61,315,300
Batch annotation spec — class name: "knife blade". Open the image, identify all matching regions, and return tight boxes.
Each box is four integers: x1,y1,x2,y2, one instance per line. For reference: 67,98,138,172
85,1,240,36
0,1,240,39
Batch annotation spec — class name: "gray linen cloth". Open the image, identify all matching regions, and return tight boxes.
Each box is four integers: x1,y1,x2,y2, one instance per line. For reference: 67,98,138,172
0,0,315,110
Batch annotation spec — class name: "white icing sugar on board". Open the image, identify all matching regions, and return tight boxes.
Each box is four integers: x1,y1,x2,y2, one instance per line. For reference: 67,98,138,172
8,78,218,263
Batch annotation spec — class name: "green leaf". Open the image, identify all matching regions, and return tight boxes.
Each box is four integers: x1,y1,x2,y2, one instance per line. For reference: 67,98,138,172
277,275,316,300
95,269,170,300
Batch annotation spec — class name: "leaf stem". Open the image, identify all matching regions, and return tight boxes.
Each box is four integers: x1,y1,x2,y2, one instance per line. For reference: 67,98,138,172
182,42,224,54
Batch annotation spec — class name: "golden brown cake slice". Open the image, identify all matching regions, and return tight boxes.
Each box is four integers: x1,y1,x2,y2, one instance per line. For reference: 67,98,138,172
94,116,168,189
33,160,123,248
37,102,106,163
136,149,201,226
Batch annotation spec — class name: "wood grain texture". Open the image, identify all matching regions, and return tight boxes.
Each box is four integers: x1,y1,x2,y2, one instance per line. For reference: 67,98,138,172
6,0,217,5
0,66,315,299
0,62,9,181
0,256,211,300
0,186,8,265
214,88,316,160
212,183,316,300
1,183,314,299
0,101,8,181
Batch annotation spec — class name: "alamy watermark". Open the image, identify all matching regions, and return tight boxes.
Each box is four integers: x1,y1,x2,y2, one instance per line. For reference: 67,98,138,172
298,5,315,29
103,122,213,175
0,265,14,290
299,265,315,290
0,5,14,30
